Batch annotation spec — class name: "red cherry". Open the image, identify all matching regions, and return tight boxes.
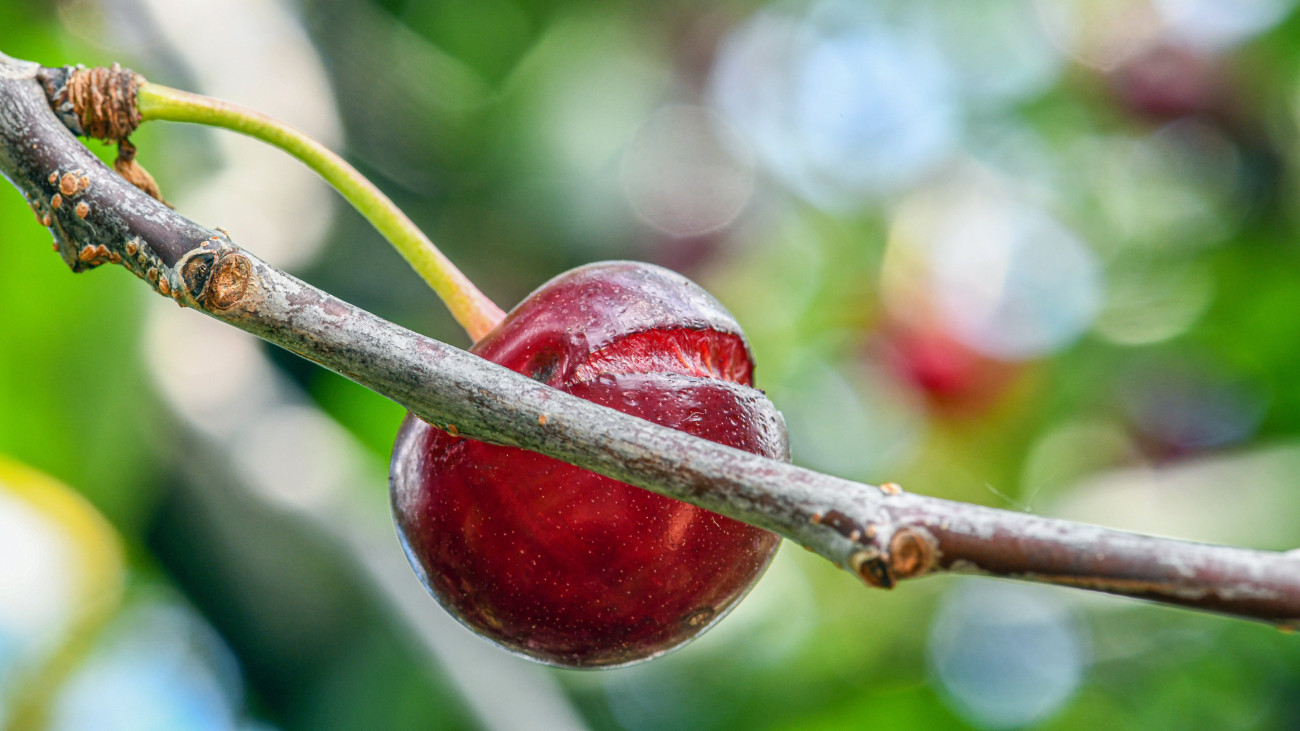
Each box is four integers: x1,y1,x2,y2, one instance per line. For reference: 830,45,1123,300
390,262,787,667
878,322,1023,417
1111,44,1221,122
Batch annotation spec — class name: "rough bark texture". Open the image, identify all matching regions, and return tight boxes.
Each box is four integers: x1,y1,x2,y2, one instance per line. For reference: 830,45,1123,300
1,51,1297,626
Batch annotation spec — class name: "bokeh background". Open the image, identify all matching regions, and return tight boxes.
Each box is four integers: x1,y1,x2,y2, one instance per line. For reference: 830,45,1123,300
2,0,1300,728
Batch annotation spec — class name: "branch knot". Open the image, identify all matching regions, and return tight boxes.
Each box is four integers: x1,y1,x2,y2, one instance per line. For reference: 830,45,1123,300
61,63,142,142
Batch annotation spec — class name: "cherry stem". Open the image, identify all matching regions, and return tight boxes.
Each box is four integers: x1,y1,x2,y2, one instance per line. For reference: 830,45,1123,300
135,83,505,342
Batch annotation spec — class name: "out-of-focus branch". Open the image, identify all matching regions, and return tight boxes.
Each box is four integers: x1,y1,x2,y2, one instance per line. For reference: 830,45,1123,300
2,52,1298,627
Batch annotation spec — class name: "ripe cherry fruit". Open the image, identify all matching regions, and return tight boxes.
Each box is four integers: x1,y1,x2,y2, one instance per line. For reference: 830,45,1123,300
390,262,788,667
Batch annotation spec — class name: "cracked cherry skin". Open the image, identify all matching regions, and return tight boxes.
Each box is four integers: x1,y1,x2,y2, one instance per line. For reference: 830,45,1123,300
390,262,788,667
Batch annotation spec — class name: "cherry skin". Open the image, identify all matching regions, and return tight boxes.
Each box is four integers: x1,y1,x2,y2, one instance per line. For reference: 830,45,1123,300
390,262,788,667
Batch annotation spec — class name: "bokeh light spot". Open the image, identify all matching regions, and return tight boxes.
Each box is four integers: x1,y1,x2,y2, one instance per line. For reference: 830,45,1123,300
886,171,1102,360
929,581,1088,729
51,601,251,731
0,491,76,644
1153,0,1297,51
710,1,959,208
621,105,755,238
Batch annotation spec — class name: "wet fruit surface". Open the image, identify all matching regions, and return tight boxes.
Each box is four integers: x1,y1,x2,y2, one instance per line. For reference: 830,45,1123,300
390,262,787,667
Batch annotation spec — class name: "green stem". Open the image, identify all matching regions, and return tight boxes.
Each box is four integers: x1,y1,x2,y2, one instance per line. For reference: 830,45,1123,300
135,83,505,342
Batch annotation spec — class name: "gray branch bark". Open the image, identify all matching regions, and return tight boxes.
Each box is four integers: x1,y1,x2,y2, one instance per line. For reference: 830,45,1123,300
2,51,1297,627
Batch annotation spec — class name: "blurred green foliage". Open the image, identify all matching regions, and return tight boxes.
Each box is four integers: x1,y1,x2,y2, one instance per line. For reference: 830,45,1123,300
3,1,1300,730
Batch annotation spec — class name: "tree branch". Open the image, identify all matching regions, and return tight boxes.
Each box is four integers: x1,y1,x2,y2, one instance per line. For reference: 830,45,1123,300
2,52,1297,627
